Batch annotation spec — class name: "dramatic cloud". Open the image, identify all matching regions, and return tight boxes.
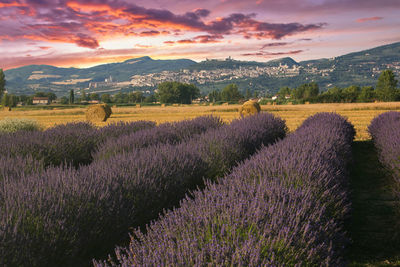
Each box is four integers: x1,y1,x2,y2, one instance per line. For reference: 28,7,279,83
194,34,223,43
177,39,196,44
261,42,290,49
208,0,400,16
0,0,399,69
0,0,326,49
139,30,161,36
356,16,384,23
241,50,304,57
73,34,100,49
163,41,175,44
168,34,223,45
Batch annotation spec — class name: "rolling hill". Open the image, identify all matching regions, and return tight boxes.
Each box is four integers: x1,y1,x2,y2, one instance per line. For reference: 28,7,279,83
3,42,400,96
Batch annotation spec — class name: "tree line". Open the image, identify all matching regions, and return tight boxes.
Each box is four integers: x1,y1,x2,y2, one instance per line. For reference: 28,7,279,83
274,70,399,103
63,90,152,105
0,69,399,107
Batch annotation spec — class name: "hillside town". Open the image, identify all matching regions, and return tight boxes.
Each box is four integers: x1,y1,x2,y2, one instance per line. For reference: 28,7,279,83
129,63,302,87
87,60,400,91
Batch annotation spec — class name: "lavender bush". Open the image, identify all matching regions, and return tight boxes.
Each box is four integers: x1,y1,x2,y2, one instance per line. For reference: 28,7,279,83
95,113,354,267
93,115,224,161
97,120,155,140
0,113,286,266
0,122,99,168
0,156,44,184
369,111,400,192
194,112,287,178
0,121,154,168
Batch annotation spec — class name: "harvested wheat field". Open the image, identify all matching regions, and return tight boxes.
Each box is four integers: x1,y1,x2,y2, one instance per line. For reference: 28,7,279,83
2,102,400,140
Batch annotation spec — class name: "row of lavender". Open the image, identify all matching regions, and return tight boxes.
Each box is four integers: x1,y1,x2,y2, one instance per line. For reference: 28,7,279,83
0,113,286,266
0,116,224,184
0,121,154,168
369,111,400,195
0,115,226,170
95,113,355,266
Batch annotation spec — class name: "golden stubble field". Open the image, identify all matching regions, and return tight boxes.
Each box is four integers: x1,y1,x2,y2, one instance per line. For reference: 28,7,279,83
2,102,400,140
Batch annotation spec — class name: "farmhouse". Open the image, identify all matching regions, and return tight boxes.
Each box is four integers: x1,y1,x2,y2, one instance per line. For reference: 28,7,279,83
32,97,50,105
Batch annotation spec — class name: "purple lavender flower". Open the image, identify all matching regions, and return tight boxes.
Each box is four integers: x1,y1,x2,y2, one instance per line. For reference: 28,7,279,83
94,113,354,267
369,111,400,194
0,113,286,266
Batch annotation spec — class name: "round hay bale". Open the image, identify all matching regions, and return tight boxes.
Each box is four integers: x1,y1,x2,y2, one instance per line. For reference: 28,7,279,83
86,104,112,122
239,100,261,117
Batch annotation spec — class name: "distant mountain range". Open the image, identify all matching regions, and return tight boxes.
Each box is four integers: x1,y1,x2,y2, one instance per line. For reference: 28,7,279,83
4,42,400,96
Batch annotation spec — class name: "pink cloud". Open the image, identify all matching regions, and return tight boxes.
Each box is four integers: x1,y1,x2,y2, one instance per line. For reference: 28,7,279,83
139,30,161,36
356,16,384,23
241,50,304,57
0,0,326,49
177,39,196,44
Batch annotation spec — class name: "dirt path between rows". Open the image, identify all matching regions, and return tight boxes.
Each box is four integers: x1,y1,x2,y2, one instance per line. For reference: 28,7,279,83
347,141,400,266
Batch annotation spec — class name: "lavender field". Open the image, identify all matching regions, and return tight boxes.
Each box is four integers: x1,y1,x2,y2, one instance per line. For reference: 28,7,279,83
1,112,400,266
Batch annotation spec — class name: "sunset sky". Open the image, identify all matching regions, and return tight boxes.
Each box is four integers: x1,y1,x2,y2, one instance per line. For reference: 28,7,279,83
1,0,399,70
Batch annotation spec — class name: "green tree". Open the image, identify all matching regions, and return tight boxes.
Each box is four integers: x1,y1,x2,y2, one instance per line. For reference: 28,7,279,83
342,85,361,102
69,90,74,104
320,86,343,103
358,86,375,102
293,82,319,100
60,96,69,104
2,93,9,107
144,94,157,103
253,91,258,98
46,92,57,102
180,83,199,104
277,86,291,99
101,94,112,103
79,89,89,102
157,82,199,104
245,88,251,99
220,84,243,102
19,95,30,105
157,82,180,103
1,93,16,108
128,91,143,103
34,92,46,97
303,82,319,100
208,90,221,102
0,69,5,99
89,93,100,101
292,86,305,100
375,70,398,101
113,92,129,103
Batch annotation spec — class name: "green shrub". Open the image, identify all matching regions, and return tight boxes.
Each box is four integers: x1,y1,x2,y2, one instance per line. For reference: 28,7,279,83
0,118,42,133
